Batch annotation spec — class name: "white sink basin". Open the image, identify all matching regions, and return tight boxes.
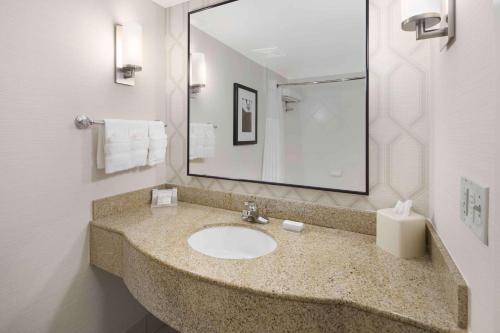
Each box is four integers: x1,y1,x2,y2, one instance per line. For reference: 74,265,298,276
188,226,277,259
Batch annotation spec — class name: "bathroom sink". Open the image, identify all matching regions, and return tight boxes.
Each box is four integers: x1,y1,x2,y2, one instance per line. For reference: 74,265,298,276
188,226,277,259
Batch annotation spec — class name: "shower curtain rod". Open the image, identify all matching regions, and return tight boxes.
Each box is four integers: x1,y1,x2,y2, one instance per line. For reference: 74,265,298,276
277,76,366,88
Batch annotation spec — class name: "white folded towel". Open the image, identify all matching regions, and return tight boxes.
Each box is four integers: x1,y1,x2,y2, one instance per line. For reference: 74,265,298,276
129,121,149,167
103,119,132,174
96,119,149,174
205,124,216,157
189,124,200,160
97,126,105,170
148,121,167,166
189,123,215,160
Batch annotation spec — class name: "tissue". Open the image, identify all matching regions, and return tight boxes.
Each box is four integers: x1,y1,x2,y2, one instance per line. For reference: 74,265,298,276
393,200,413,217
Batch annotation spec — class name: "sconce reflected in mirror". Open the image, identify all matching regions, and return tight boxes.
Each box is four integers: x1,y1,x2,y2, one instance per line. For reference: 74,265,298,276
190,52,206,98
115,23,143,86
401,0,455,47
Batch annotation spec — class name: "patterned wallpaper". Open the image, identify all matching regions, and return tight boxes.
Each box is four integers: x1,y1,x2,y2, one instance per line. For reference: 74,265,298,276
165,0,431,215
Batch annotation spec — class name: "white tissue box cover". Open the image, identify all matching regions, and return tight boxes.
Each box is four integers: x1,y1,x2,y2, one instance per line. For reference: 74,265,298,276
376,208,426,259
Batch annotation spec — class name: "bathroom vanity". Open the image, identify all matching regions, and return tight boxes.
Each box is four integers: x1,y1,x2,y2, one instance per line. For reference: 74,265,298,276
90,3,467,331
90,186,467,333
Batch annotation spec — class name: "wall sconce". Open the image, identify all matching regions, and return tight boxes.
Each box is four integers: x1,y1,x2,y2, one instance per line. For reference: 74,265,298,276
401,0,455,47
190,52,206,98
115,23,143,86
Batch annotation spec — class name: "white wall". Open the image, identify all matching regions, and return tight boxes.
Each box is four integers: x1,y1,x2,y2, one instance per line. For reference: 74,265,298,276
0,0,166,332
429,0,499,332
284,79,366,191
189,26,285,180
495,1,500,328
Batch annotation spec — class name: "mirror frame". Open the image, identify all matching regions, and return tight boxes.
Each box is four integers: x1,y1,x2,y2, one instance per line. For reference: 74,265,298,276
187,0,369,195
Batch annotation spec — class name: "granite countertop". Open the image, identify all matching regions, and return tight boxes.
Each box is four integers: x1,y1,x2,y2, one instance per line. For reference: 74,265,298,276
91,201,463,333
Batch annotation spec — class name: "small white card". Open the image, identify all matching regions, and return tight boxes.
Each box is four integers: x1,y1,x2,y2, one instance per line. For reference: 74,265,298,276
152,188,178,208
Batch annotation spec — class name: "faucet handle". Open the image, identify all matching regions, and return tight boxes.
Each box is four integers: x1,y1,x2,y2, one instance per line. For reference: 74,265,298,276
242,201,259,222
244,201,257,211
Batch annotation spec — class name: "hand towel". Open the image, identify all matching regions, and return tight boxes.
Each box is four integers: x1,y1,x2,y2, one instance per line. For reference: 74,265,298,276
102,119,133,174
148,121,167,166
189,123,202,160
96,119,150,174
189,123,215,160
97,126,105,170
204,124,215,158
129,121,149,167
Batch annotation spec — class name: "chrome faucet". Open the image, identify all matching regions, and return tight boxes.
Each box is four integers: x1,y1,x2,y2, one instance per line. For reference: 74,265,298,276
241,201,269,224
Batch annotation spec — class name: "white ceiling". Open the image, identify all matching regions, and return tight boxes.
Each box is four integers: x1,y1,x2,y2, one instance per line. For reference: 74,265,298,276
190,0,366,80
152,0,187,8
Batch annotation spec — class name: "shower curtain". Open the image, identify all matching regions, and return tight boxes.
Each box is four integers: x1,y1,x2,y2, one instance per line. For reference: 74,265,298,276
262,79,285,183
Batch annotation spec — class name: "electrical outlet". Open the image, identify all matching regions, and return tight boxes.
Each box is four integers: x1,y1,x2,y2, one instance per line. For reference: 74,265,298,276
460,177,489,245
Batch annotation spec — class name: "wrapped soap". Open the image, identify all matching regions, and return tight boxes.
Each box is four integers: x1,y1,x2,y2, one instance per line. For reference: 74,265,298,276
282,220,304,232
376,207,426,259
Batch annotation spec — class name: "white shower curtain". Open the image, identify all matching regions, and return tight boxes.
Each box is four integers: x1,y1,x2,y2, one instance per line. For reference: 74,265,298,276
262,79,285,183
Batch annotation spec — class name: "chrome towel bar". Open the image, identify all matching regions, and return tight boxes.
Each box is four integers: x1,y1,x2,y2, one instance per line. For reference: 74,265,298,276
74,115,167,129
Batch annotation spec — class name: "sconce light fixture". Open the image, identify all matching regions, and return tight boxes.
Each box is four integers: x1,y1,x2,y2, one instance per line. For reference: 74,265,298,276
190,52,206,97
401,0,455,46
115,23,143,86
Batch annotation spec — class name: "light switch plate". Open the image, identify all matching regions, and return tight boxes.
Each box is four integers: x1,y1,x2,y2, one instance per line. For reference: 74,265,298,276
460,177,489,245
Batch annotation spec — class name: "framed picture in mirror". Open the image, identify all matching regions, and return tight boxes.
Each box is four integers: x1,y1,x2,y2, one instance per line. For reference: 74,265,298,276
233,83,258,145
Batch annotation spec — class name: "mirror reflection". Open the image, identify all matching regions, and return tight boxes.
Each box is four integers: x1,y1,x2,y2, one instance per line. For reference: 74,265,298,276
188,0,368,194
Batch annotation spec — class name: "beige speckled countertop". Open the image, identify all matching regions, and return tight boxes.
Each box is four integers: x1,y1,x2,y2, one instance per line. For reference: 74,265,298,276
91,201,464,333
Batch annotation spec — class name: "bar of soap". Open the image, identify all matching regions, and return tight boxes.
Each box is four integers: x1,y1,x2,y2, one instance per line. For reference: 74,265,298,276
376,208,426,259
282,220,304,232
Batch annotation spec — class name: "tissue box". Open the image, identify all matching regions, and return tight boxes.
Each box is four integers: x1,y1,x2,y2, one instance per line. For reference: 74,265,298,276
376,208,426,259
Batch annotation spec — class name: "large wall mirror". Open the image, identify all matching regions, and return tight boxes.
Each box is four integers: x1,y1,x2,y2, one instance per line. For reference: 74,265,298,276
188,0,368,194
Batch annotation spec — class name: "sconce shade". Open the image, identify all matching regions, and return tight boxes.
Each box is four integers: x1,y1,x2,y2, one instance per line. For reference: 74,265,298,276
190,52,207,87
401,0,441,31
118,23,143,67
